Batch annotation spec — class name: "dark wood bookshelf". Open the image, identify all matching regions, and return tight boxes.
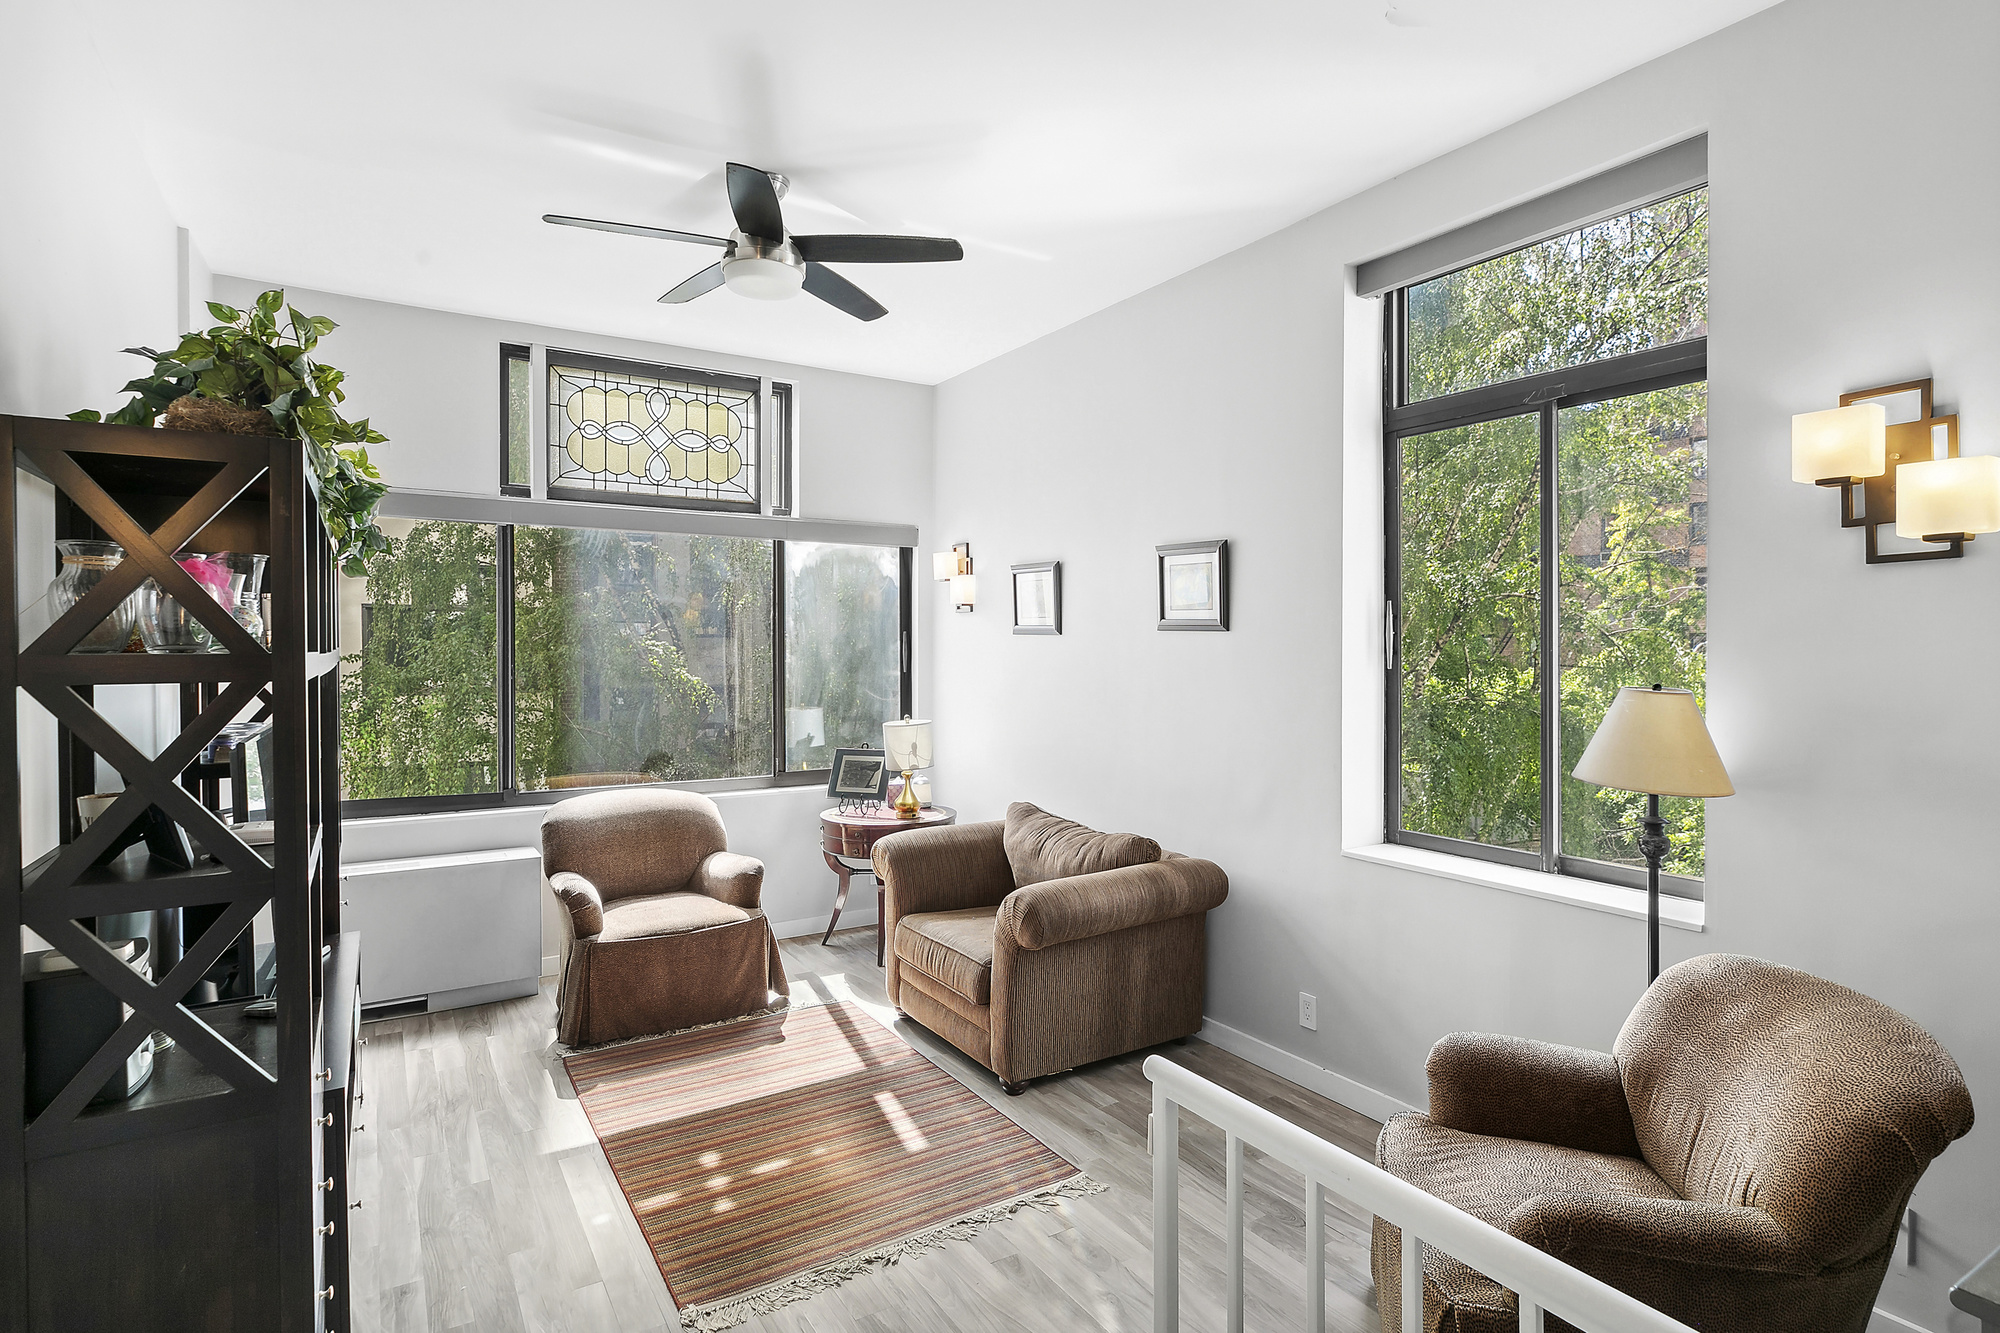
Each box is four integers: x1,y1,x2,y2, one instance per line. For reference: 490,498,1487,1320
1,415,358,1333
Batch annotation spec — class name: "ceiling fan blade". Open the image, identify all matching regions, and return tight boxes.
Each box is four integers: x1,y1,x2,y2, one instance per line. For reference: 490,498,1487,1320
725,162,787,241
802,263,887,321
792,235,964,264
658,264,727,304
544,214,729,247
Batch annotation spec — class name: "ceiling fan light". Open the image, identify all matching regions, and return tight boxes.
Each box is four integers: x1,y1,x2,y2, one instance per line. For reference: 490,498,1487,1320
721,255,804,301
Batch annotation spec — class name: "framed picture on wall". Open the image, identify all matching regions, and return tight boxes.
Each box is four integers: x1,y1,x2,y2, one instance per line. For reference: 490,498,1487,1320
1156,539,1229,631
826,749,891,802
1012,561,1062,635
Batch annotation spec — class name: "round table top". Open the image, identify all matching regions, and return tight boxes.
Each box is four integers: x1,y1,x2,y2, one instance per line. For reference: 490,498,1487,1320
820,804,956,830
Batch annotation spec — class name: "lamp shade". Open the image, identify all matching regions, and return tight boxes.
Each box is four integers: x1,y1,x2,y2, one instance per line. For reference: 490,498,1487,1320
1791,403,1886,483
1894,454,2000,538
1572,687,1734,799
932,551,959,581
950,572,977,609
882,717,933,771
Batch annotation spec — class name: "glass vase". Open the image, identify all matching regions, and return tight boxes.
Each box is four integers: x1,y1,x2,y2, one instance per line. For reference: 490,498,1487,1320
204,552,269,645
137,554,230,654
48,540,139,653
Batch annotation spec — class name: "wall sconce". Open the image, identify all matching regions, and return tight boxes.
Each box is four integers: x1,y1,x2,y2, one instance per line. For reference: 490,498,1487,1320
1792,377,1995,563
934,542,975,612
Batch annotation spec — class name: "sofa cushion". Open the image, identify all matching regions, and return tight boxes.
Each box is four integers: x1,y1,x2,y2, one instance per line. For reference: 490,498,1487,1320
600,891,750,942
1002,802,1160,888
895,907,997,1006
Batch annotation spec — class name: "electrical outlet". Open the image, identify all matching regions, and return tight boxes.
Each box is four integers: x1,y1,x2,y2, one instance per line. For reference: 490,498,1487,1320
1299,992,1318,1031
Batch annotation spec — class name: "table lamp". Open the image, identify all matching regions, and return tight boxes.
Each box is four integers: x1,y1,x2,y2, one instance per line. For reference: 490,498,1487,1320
1572,685,1734,984
881,716,933,820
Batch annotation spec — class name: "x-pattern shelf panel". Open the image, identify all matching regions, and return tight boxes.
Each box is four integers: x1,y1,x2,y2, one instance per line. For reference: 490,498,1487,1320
9,421,288,1159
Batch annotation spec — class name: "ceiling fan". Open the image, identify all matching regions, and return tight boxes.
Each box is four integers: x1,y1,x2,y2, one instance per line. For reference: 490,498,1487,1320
544,162,962,321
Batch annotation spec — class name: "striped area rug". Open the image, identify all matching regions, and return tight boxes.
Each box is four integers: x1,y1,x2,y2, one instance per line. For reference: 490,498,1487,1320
563,1000,1101,1330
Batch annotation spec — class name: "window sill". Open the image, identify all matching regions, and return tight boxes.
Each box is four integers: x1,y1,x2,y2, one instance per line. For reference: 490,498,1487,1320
1342,843,1704,932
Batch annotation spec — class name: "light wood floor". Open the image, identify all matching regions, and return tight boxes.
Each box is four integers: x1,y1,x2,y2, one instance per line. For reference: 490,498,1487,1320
346,928,1385,1333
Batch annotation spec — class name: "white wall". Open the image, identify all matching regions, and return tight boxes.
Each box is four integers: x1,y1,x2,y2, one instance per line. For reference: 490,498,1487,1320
0,7,191,871
208,282,940,957
929,2,1999,1329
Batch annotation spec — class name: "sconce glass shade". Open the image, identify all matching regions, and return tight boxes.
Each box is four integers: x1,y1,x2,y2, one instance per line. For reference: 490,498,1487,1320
1573,686,1734,799
950,573,976,609
882,717,933,771
1895,454,2000,538
1791,403,1886,482
932,551,959,581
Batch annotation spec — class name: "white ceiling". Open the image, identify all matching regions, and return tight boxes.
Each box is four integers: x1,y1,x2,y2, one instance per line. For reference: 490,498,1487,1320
85,0,1774,385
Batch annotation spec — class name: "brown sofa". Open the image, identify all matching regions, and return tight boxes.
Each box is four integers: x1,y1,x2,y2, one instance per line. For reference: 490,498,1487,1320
874,802,1227,1094
1372,953,1973,1333
542,788,788,1048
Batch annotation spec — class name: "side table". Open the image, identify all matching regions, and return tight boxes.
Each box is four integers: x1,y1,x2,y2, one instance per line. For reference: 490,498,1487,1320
819,805,956,966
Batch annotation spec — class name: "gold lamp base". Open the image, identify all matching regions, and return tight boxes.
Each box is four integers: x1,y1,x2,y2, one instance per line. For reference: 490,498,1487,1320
893,768,921,819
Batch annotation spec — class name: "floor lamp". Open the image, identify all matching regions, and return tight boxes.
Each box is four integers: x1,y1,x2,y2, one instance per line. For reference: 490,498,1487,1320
1573,685,1734,984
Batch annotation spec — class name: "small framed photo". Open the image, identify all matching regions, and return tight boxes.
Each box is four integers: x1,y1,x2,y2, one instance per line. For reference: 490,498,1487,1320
1012,561,1062,635
1157,540,1229,632
827,749,891,801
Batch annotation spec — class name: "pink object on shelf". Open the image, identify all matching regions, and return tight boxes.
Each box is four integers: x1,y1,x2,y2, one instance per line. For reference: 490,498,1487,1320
179,555,233,603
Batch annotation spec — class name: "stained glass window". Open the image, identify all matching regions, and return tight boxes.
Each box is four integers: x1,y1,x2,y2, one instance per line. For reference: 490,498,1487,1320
547,352,760,512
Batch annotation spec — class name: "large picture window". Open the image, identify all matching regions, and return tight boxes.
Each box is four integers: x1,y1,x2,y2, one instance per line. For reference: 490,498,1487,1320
1386,186,1709,894
338,518,909,810
339,516,502,800
783,541,903,771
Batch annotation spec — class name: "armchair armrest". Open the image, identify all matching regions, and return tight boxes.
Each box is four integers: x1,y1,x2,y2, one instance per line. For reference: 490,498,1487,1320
998,855,1227,951
548,871,604,940
1509,1193,1814,1275
691,850,765,909
1427,1032,1641,1158
873,821,1015,917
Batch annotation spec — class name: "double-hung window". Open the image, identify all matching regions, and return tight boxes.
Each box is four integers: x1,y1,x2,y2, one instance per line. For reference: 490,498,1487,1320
1375,145,1710,895
338,347,908,814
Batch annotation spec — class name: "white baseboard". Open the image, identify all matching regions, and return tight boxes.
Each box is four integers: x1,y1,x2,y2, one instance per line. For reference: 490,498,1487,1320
774,911,875,941
1867,1309,1934,1333
541,953,559,979
1197,1017,1419,1125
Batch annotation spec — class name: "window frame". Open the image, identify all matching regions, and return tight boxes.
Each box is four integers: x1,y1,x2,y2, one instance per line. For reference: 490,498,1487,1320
500,343,532,497
1381,284,1710,899
504,344,797,514
340,504,913,819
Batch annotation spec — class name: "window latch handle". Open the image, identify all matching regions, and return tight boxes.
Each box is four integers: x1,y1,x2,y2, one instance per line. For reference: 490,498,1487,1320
1385,600,1397,672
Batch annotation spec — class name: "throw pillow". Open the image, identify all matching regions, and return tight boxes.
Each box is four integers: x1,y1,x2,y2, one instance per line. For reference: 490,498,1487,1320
1003,801,1161,887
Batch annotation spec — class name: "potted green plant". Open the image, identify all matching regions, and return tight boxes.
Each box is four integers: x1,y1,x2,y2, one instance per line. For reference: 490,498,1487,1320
71,288,391,574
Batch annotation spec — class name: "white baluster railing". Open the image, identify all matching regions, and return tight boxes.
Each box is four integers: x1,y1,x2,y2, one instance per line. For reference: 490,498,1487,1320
1145,1056,1699,1333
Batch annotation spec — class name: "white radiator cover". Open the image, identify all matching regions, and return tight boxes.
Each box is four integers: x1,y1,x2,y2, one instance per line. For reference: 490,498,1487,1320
339,846,542,1012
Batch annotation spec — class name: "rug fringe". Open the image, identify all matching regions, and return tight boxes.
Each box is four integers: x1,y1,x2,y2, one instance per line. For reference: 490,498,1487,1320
556,998,792,1058
676,1173,1109,1331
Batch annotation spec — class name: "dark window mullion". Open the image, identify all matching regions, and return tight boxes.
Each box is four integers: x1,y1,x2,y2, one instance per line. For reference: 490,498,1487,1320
1538,403,1559,876
772,538,786,779
1387,337,1707,437
497,523,516,794
898,546,914,719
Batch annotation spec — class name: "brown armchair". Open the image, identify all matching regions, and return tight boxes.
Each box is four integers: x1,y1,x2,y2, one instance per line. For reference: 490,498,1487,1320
542,789,787,1048
874,803,1227,1094
1372,953,1973,1333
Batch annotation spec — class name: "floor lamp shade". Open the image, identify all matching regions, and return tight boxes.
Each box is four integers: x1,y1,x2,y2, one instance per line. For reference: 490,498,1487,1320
1573,687,1733,799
